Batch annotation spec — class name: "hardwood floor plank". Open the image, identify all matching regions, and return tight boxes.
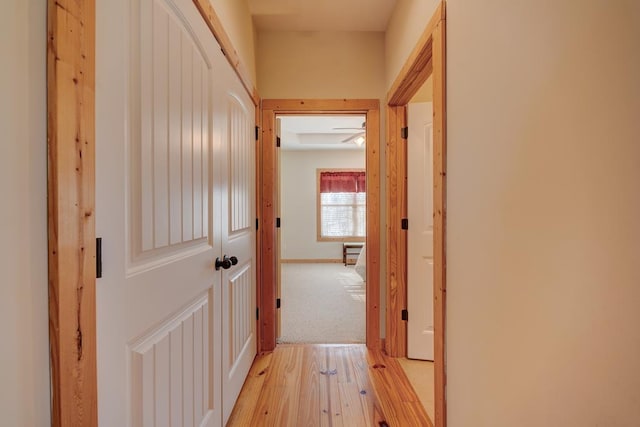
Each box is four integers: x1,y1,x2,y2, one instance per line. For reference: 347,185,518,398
226,352,272,426
295,345,323,427
338,383,368,427
402,401,433,425
250,345,304,426
325,347,344,426
318,347,332,427
345,345,379,426
228,344,431,426
367,350,433,427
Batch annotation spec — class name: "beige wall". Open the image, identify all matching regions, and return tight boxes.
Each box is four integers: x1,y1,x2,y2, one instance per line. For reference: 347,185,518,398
0,0,50,425
387,0,640,425
256,31,386,98
210,0,257,83
280,149,365,260
385,0,441,90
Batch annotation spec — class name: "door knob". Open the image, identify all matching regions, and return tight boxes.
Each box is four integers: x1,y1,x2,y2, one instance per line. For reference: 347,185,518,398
229,256,238,266
215,255,232,271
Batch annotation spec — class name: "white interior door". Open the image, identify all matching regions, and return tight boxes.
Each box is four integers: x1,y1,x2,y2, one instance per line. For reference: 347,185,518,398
407,102,434,361
96,0,255,425
219,79,257,422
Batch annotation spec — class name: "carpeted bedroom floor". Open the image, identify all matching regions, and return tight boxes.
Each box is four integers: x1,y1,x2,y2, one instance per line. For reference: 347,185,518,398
278,263,365,344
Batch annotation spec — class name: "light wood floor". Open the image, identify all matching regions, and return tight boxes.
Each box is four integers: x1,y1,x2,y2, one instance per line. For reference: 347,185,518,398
397,358,435,420
227,344,433,426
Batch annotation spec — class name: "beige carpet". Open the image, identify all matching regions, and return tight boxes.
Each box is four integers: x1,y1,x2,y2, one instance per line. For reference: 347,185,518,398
278,263,365,344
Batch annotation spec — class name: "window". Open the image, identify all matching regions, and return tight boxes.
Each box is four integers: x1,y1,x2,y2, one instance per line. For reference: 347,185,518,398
317,169,366,241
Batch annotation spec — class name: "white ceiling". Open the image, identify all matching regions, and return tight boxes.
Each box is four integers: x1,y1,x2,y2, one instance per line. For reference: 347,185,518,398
279,115,366,151
248,0,398,32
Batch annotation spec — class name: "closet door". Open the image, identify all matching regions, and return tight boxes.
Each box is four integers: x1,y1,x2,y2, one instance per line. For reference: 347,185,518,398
94,0,254,424
216,68,257,423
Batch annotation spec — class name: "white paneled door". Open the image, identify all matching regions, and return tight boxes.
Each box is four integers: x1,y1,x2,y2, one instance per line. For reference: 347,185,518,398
219,91,257,420
95,0,256,425
407,102,434,361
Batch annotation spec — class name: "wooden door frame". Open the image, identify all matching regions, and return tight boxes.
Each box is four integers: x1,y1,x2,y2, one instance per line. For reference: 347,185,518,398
259,99,381,352
385,2,447,426
47,1,98,425
47,0,259,424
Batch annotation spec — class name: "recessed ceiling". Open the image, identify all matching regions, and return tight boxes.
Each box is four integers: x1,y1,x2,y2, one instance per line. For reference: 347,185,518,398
248,0,398,32
279,115,367,151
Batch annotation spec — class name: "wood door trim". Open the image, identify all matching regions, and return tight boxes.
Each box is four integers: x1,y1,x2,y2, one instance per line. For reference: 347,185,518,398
432,17,447,427
47,0,98,425
386,2,447,426
255,105,263,364
193,0,260,106
262,99,379,111
385,105,408,357
259,99,381,352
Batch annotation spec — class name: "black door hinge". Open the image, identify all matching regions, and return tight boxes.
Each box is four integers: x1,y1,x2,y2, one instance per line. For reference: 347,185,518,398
276,136,281,148
256,218,259,230
96,237,102,278
401,127,408,139
276,217,281,228
401,309,408,321
401,218,409,230
276,298,281,309
256,307,259,320
255,125,259,140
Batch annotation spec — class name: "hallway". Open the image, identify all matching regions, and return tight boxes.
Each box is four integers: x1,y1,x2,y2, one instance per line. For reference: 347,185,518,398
227,344,432,426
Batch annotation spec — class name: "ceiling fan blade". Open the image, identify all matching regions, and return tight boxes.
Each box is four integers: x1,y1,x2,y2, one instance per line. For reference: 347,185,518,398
341,132,365,143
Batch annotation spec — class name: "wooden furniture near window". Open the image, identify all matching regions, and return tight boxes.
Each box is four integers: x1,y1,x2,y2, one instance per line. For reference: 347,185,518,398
343,242,364,266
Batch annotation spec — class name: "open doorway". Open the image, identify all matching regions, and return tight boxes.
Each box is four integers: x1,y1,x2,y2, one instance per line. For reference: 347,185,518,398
276,115,367,344
397,74,436,418
258,99,381,352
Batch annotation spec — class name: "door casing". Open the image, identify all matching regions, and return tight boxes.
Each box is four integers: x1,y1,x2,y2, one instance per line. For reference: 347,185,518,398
385,2,447,426
259,99,381,352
